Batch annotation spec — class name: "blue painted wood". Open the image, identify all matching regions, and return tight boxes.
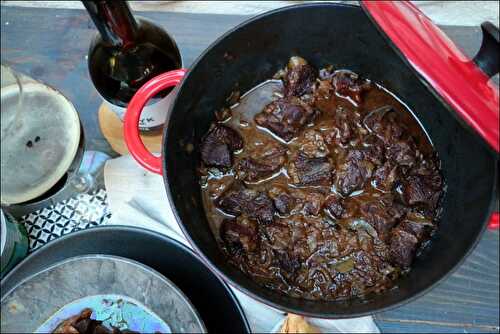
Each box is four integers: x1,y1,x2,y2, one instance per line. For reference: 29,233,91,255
1,6,498,333
378,321,498,333
375,230,499,332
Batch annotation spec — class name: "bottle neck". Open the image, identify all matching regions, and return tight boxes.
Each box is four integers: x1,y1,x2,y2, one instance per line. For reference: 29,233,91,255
83,0,138,48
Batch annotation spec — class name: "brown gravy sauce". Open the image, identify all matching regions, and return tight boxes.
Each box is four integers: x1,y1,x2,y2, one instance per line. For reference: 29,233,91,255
200,67,443,301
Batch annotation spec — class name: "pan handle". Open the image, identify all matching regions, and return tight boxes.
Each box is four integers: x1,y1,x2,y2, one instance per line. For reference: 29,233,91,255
124,69,187,174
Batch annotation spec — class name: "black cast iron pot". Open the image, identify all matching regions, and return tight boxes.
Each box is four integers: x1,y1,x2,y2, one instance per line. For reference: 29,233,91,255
123,3,499,317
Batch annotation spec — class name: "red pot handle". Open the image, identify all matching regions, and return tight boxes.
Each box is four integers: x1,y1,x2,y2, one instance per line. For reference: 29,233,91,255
489,212,500,230
123,69,187,174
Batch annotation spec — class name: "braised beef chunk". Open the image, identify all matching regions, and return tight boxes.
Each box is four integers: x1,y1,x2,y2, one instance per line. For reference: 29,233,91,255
221,217,258,254
275,250,301,278
73,319,94,334
237,158,280,182
268,186,325,216
399,211,435,240
201,140,232,169
202,56,445,302
255,98,316,142
401,160,442,211
363,106,404,144
53,308,137,334
284,56,317,98
290,218,323,260
53,309,94,334
332,71,371,104
360,199,400,241
411,158,443,189
335,150,374,196
402,175,441,210
322,106,362,146
265,220,291,251
269,186,295,215
389,228,419,267
302,191,325,216
288,152,333,186
237,140,287,182
200,125,243,168
215,181,254,216
324,195,345,219
379,195,408,221
363,136,385,165
274,193,294,215
386,140,416,167
373,161,399,191
248,193,276,224
336,163,364,196
215,181,275,224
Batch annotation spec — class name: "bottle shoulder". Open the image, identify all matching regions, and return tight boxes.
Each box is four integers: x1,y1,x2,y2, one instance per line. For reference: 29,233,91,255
134,18,180,54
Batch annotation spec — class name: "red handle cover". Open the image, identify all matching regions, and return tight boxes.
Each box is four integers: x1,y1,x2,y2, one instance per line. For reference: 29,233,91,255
489,212,500,230
124,69,187,174
361,1,499,152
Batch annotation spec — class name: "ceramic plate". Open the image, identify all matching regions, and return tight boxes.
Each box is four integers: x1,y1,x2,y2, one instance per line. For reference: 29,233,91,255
1,255,206,333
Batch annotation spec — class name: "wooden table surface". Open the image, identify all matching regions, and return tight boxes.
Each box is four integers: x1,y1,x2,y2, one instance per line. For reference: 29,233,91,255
1,6,499,333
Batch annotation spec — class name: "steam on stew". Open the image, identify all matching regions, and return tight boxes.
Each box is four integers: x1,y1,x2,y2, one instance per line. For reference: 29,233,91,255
199,57,444,301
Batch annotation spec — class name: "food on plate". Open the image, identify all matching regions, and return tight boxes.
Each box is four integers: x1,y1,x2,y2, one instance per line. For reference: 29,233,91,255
53,308,138,334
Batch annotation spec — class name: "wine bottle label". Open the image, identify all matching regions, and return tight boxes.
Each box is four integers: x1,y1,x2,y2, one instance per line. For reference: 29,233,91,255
106,91,174,131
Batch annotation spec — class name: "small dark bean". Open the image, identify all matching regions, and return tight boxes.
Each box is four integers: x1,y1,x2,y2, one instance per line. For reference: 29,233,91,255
26,140,33,148
35,136,41,142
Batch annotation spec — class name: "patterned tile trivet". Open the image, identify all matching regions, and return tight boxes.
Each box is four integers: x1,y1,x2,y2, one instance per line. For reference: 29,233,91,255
20,188,111,252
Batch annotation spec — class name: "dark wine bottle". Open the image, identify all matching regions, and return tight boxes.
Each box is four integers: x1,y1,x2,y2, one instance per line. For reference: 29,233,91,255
83,0,181,130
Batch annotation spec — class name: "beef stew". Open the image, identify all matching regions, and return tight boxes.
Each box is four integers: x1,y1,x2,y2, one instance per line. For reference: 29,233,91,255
199,56,445,301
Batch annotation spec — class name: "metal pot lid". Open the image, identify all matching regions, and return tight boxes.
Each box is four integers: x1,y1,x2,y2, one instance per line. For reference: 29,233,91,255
1,68,81,205
361,1,499,153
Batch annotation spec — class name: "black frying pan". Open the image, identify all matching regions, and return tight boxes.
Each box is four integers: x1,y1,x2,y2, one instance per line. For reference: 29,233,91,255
0,226,250,333
123,3,499,317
